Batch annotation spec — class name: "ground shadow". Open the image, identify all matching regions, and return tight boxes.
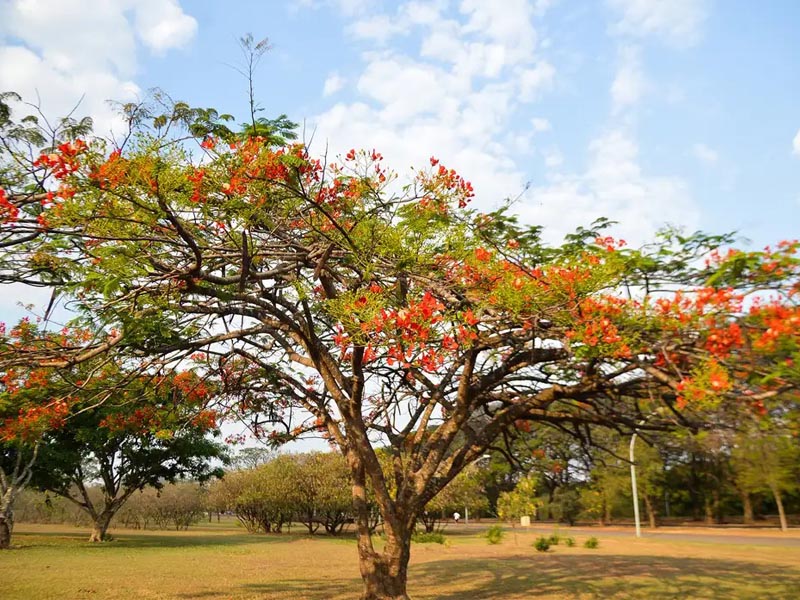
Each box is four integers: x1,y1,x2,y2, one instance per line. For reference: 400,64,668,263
233,579,362,600
12,529,301,549
410,554,800,599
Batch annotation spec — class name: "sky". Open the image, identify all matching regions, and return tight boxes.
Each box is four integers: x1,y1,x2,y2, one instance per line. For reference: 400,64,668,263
1,0,799,320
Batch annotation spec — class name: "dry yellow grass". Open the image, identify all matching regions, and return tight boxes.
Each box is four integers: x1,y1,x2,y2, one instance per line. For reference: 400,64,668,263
2,521,800,599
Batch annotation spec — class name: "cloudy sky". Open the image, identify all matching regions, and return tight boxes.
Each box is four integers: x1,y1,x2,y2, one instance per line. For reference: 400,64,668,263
1,0,799,319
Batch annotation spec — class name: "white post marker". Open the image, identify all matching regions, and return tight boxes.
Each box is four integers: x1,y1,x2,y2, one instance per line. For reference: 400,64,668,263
630,431,642,538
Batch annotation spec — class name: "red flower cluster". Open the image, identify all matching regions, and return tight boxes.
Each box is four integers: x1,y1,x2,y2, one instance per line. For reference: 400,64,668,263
88,149,126,190
34,140,88,179
417,159,475,212
1,399,71,443
0,188,19,223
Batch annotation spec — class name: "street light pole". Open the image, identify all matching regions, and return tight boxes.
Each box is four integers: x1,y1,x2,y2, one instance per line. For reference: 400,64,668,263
630,431,642,538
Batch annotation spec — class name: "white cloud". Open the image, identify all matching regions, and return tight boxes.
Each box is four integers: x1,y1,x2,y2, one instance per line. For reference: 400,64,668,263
310,0,553,215
518,61,556,100
0,0,197,137
524,130,698,245
542,148,563,168
323,73,346,97
132,0,198,54
532,117,551,132
349,14,410,44
793,128,800,156
607,0,710,46
460,0,538,63
692,143,718,164
308,2,696,249
294,0,371,17
611,45,646,114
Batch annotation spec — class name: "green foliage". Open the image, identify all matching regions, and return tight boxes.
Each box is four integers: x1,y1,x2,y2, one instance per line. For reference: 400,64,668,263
584,536,600,549
420,464,487,533
534,536,551,552
497,474,538,522
548,532,561,545
551,486,582,526
18,360,227,542
412,531,446,544
118,483,207,530
564,536,576,547
213,451,353,535
485,525,505,545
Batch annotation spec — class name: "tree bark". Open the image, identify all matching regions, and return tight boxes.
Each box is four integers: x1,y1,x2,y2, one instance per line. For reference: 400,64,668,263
643,495,658,529
770,485,789,532
704,497,714,525
0,490,14,549
357,524,412,600
89,510,115,542
602,495,612,525
346,442,412,600
0,514,11,550
741,491,754,525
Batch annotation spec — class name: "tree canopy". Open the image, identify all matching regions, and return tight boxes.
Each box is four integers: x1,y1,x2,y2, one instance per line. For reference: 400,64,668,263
1,92,798,599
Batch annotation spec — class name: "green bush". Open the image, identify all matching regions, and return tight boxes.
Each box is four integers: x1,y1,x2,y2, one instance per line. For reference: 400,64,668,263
485,525,505,545
548,533,561,545
412,531,446,544
584,536,599,549
534,536,551,552
564,536,576,547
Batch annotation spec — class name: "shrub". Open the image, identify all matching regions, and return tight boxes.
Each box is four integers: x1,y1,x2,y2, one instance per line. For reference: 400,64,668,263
412,531,446,544
485,524,505,545
564,536,576,547
534,536,551,552
584,536,599,549
548,533,561,545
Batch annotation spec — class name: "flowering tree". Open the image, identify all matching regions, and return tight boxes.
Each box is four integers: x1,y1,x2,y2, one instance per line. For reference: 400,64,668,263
1,94,798,598
30,366,226,542
0,321,84,549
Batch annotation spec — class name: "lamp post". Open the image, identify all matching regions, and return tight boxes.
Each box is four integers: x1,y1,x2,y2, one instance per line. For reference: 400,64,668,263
466,454,492,526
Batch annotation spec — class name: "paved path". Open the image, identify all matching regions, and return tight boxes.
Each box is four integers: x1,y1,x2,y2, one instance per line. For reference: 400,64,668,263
449,522,800,547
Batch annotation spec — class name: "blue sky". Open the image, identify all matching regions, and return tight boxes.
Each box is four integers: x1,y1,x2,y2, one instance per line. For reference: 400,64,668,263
1,0,799,321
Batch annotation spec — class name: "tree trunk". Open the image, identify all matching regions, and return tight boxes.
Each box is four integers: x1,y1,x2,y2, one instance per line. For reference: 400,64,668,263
704,497,714,525
0,514,11,550
0,490,15,549
357,524,412,600
643,495,658,529
770,485,789,532
89,510,115,542
741,491,754,525
346,444,411,600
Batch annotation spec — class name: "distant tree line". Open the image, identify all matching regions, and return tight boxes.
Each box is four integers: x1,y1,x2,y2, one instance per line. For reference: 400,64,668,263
487,423,800,530
210,451,488,535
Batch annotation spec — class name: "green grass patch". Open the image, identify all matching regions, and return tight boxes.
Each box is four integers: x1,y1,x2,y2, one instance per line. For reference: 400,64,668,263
412,531,446,544
3,522,800,599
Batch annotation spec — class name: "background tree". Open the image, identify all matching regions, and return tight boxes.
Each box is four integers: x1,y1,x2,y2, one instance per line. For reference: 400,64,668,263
419,465,486,533
732,425,799,532
497,473,538,523
30,367,227,542
293,452,353,535
0,322,89,549
216,457,299,534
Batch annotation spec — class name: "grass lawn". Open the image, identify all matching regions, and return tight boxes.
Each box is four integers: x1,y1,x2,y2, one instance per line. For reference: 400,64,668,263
3,520,800,599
